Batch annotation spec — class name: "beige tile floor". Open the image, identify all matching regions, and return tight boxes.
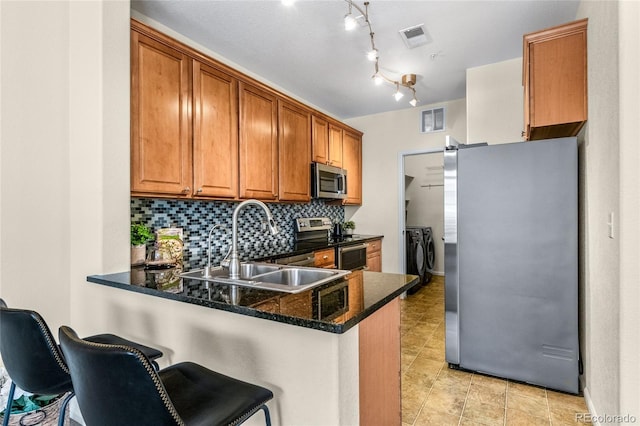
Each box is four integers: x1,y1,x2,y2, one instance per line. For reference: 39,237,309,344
400,276,590,426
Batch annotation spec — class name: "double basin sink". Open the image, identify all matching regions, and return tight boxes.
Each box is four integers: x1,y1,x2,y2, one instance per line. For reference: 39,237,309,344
180,262,351,294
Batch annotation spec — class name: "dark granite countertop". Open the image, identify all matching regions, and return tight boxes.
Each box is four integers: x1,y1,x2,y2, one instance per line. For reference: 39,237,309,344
251,234,384,262
87,266,418,334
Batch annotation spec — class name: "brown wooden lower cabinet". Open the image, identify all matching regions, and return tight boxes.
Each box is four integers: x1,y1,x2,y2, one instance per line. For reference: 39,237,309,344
366,238,382,272
314,248,336,269
359,297,401,425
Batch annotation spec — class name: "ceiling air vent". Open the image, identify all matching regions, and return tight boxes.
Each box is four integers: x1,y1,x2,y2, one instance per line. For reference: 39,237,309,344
399,24,430,49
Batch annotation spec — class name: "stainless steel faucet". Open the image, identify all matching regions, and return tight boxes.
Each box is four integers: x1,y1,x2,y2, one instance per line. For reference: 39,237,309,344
203,224,228,278
228,199,279,279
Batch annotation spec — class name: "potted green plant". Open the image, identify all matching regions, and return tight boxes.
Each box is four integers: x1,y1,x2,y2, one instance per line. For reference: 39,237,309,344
342,220,355,235
131,223,153,265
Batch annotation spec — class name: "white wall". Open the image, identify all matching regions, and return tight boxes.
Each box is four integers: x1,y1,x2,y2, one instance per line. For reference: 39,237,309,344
575,1,622,420
466,58,525,144
618,1,640,420
1,1,72,329
345,98,466,273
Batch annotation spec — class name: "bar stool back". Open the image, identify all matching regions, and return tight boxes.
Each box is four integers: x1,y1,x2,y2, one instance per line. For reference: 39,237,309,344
0,299,73,426
0,299,163,426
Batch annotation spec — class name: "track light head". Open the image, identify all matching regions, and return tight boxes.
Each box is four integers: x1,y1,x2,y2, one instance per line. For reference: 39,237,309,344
344,13,357,30
394,85,404,101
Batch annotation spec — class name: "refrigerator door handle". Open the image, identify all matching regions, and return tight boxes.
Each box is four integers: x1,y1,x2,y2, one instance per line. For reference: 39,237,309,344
443,146,460,365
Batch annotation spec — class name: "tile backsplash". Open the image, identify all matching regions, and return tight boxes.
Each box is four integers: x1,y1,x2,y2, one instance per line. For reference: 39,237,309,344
131,198,344,269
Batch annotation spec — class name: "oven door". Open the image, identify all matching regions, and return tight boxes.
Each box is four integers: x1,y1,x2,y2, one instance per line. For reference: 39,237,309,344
338,244,368,271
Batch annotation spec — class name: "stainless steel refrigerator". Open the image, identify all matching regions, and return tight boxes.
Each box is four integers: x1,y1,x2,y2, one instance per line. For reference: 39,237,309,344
444,136,579,394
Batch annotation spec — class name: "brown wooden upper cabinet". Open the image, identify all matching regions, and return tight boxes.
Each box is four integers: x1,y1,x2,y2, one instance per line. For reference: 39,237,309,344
523,19,588,141
239,82,279,201
278,100,312,202
192,61,238,199
131,22,239,200
312,116,343,168
328,124,344,168
131,30,192,196
311,115,330,165
343,130,362,205
130,19,364,204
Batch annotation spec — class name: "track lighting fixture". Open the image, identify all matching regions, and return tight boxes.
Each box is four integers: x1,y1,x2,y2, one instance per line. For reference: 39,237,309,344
342,0,420,107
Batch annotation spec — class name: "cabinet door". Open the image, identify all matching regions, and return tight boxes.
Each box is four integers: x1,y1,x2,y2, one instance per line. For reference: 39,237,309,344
314,248,336,268
367,252,382,273
359,297,401,425
524,19,587,140
193,61,238,198
278,101,311,202
343,131,362,205
131,31,192,196
328,124,343,168
312,115,329,164
366,238,382,272
239,82,278,200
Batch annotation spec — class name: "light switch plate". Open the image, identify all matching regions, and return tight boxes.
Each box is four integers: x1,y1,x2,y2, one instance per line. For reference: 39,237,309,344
608,212,615,239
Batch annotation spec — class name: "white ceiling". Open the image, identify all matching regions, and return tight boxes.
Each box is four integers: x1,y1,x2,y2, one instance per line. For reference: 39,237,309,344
131,0,580,119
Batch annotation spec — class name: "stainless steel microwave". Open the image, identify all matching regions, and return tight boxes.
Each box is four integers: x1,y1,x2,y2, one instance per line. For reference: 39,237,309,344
311,162,347,200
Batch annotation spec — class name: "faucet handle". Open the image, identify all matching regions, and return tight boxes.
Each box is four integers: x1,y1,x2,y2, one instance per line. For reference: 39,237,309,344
260,219,279,235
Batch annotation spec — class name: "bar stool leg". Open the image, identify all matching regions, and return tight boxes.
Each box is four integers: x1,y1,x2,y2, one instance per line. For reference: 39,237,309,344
2,382,15,426
57,392,75,426
261,405,271,426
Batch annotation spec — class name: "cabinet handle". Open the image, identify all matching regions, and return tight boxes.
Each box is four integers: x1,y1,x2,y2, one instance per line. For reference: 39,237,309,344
197,188,203,193
182,187,191,193
323,255,328,259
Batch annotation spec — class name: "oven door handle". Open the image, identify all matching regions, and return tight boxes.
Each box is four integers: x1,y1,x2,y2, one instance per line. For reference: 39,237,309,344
339,243,369,253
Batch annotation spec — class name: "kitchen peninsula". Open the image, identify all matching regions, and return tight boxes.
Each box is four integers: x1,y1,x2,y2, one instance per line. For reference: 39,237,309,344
88,268,418,425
